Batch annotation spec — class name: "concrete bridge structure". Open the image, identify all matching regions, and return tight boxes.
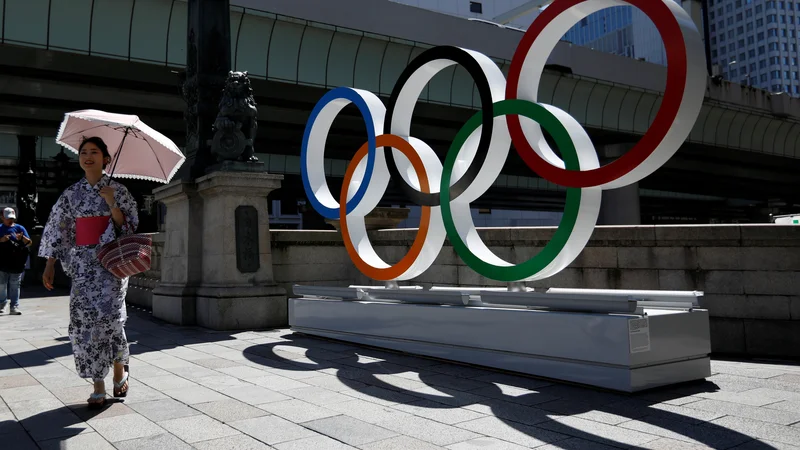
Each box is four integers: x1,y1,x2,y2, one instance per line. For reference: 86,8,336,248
1,0,799,224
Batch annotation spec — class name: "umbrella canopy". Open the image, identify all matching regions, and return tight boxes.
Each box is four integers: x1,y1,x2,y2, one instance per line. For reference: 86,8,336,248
55,109,185,184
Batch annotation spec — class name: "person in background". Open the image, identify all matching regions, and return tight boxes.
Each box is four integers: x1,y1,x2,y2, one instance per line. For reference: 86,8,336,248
0,207,32,315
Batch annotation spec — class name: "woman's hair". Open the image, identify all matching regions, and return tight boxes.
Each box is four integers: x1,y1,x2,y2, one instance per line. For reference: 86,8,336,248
78,136,111,168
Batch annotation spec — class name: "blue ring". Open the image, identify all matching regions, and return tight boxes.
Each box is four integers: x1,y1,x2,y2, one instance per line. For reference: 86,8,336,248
301,87,378,219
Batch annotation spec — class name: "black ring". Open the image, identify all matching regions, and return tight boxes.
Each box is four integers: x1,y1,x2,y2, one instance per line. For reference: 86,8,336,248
384,46,496,207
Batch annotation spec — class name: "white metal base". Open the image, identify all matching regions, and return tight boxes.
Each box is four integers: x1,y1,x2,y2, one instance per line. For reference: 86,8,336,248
289,287,711,393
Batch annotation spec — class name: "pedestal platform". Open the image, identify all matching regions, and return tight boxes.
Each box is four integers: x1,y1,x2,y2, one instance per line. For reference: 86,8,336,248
152,169,287,330
289,286,711,392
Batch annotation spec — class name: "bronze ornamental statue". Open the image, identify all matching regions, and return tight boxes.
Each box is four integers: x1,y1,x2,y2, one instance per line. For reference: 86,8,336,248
210,71,259,162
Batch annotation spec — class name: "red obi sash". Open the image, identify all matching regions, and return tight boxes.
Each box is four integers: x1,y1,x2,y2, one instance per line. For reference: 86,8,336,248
76,216,110,246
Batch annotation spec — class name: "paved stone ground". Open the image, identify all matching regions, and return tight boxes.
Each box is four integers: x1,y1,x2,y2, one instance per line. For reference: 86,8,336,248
2,292,800,450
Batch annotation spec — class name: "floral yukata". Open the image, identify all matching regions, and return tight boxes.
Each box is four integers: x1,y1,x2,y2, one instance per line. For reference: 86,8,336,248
39,175,138,382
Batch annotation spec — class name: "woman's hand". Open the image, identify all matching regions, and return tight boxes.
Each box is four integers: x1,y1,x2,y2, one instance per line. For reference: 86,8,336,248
0,234,8,243
99,186,117,207
43,260,56,291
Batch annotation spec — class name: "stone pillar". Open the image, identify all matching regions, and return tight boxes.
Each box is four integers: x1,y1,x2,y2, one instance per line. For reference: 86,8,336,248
599,185,641,225
598,144,642,226
151,181,204,325
181,0,232,180
16,135,40,232
17,135,41,285
193,170,286,330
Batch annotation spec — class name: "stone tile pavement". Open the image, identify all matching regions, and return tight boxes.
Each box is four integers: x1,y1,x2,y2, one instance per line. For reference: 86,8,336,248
2,292,800,449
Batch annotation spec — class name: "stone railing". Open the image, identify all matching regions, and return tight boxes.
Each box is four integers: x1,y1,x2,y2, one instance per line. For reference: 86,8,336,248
127,232,164,310
132,224,800,359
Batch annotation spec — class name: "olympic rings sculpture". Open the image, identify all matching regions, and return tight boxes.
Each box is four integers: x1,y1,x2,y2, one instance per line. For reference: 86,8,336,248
300,0,706,282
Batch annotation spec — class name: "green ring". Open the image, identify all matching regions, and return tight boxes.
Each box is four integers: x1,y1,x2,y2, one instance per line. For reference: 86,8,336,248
439,99,583,282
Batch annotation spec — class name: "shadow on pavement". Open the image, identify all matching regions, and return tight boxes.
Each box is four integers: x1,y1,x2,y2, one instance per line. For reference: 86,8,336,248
242,334,770,449
19,286,71,299
1,302,771,449
0,304,241,448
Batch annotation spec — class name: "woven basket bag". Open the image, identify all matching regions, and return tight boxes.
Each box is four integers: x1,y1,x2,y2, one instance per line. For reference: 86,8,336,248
97,234,152,279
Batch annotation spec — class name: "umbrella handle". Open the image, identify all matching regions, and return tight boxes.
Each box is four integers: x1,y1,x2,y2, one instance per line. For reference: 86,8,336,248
108,127,130,180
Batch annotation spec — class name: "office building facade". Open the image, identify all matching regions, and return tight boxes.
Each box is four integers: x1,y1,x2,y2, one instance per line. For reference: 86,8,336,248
707,0,800,96
562,6,637,58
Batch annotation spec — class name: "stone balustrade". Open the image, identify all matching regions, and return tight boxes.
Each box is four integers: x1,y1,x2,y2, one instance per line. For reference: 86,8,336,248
127,232,164,310
131,224,800,359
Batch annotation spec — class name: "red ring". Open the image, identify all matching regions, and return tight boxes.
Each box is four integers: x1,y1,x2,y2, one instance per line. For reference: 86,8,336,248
506,0,688,188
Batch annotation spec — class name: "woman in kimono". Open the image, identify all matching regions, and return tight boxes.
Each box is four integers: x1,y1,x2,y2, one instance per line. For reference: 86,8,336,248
40,136,139,408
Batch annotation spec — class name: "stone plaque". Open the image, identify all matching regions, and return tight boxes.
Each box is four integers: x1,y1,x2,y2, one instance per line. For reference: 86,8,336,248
235,205,260,273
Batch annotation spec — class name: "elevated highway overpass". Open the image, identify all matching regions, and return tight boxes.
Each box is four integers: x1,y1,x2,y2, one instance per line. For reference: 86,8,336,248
1,0,798,223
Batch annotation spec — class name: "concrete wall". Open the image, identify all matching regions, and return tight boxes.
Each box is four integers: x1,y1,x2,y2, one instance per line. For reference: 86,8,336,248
132,224,800,359
270,224,800,360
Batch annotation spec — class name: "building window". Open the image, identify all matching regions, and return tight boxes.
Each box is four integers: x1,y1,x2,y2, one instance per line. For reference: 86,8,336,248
469,1,482,13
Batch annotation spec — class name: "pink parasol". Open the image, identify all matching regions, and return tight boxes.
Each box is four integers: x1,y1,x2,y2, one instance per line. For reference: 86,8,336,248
55,109,185,184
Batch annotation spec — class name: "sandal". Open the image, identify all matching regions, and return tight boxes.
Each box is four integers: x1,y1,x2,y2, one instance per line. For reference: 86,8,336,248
113,365,129,398
87,392,107,409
